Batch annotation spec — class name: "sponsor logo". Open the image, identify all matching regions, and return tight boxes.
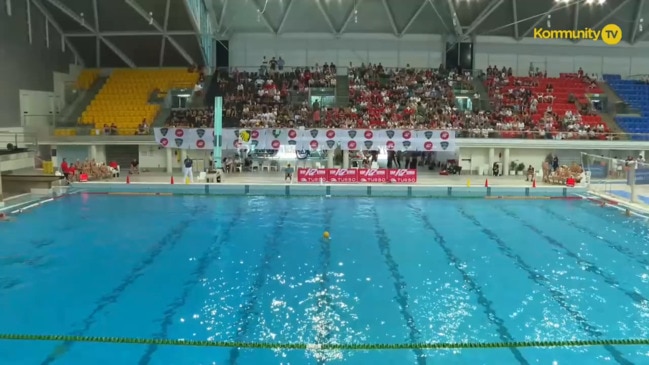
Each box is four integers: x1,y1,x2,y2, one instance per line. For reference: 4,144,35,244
288,129,297,139
175,129,184,138
326,140,336,149
196,128,205,138
359,168,387,183
441,141,449,150
310,129,319,138
160,128,169,136
288,140,297,145
364,140,373,149
326,130,336,138
160,138,169,147
250,140,259,147
386,130,394,139
403,140,411,148
251,130,259,139
364,130,373,139
196,139,205,148
310,140,319,149
424,141,433,150
402,130,411,139
272,129,282,138
305,169,319,176
440,131,450,140
533,24,621,45
348,130,357,139
240,130,251,142
233,140,242,148
386,141,395,150
347,140,357,149
174,138,183,147
424,131,433,139
271,140,281,149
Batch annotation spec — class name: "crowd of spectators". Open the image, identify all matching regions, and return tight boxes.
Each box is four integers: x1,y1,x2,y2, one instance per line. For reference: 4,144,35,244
164,59,612,140
59,158,119,182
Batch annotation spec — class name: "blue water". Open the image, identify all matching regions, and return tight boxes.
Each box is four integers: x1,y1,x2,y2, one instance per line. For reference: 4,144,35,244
1,193,649,364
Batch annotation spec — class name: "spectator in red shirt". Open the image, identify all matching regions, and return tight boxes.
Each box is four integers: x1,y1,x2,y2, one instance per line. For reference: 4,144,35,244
60,158,70,181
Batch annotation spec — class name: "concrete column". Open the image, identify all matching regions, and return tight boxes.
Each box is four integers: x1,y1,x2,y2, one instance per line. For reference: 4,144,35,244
488,148,495,174
180,149,187,163
327,150,334,168
88,145,97,160
342,150,349,169
51,146,58,167
503,148,511,175
166,148,173,174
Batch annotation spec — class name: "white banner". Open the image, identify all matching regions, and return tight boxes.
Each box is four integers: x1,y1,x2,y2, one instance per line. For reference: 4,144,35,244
154,128,456,151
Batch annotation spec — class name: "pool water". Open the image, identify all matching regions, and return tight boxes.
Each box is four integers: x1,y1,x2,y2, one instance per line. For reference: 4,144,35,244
1,193,649,365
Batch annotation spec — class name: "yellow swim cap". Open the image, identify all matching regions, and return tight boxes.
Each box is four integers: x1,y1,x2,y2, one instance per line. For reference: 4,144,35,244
323,231,330,239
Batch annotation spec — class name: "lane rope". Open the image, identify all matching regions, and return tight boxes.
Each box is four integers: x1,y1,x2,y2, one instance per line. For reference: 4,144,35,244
0,334,648,350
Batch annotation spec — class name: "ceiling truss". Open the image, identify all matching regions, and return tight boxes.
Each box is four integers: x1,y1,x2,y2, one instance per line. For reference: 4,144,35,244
20,0,649,68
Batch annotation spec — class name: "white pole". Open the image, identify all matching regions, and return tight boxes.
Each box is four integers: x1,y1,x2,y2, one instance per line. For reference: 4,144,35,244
630,161,638,204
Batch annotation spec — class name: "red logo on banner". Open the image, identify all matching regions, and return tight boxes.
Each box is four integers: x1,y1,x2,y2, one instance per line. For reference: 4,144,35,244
326,168,358,183
388,169,418,183
441,131,450,140
196,139,205,148
364,130,373,139
423,141,433,150
297,168,327,183
251,130,259,139
233,140,242,148
288,129,297,139
175,129,184,137
271,140,280,149
160,138,169,147
402,130,411,139
310,140,319,149
347,141,357,150
386,141,395,150
326,130,336,138
359,169,388,183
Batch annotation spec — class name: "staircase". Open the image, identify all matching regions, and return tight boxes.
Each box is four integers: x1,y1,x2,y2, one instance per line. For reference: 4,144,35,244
335,75,350,107
55,76,108,127
598,82,624,105
105,145,138,170
472,78,491,111
151,107,171,127
598,111,627,139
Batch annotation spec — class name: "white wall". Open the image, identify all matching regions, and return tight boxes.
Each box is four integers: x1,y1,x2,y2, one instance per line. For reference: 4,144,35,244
19,90,55,132
230,33,444,70
139,145,167,169
459,147,552,175
475,36,649,77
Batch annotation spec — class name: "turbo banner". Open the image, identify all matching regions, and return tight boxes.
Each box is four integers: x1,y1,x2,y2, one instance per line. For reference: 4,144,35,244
154,128,456,151
296,168,418,183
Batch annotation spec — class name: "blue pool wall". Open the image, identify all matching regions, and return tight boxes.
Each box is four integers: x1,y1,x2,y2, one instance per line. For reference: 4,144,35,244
70,183,586,198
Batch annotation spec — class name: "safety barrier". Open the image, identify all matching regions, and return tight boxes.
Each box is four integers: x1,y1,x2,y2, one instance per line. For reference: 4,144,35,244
72,183,587,198
0,333,648,350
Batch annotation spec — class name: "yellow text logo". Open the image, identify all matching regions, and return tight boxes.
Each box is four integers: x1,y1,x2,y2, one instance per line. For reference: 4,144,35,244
533,24,621,45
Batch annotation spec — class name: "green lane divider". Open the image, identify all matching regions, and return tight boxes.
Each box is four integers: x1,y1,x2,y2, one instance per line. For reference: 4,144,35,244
0,334,648,350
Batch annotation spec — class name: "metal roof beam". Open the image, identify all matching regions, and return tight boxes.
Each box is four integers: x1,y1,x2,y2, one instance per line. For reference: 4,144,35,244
182,0,208,66
512,0,518,39
45,0,94,32
64,31,196,37
251,0,277,34
400,0,428,36
101,38,136,68
519,3,561,39
444,0,464,40
277,0,294,35
589,0,632,31
570,1,579,43
160,0,171,67
124,0,196,65
631,0,646,44
381,0,399,36
202,0,220,32
31,0,84,66
339,0,364,34
218,0,229,33
464,0,504,36
315,0,337,34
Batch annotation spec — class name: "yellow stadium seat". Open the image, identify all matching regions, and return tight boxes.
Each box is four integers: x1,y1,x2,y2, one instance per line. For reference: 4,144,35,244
78,68,200,129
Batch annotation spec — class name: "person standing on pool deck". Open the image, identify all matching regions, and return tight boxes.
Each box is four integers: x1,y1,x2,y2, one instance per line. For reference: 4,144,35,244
183,156,194,183
284,164,294,182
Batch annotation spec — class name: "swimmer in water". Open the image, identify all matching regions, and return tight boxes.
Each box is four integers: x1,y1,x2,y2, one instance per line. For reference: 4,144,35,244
0,213,12,221
625,208,632,217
